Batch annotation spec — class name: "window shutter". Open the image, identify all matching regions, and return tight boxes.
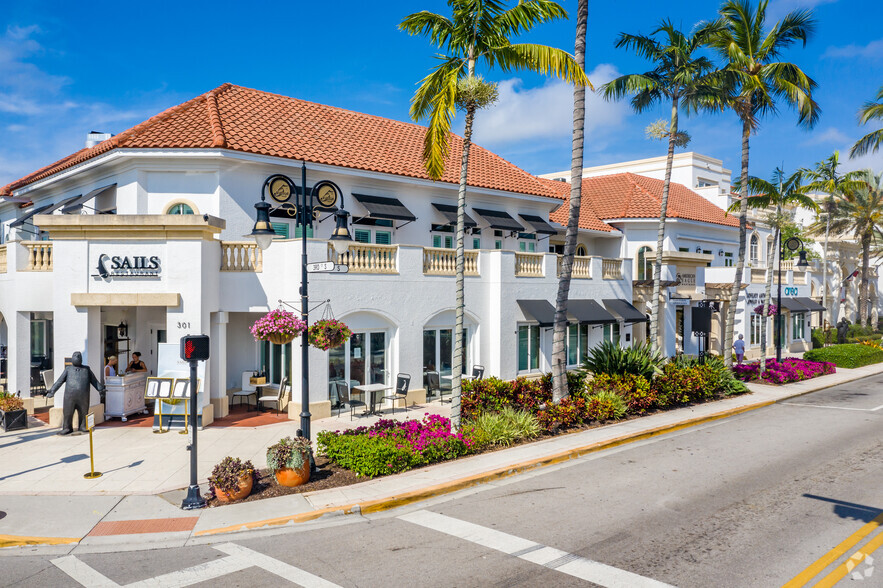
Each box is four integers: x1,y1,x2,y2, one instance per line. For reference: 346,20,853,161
375,231,391,245
432,235,442,248
271,222,290,239
354,229,371,244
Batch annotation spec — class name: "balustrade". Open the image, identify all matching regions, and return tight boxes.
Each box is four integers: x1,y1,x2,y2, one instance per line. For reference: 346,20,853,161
220,242,262,272
514,252,544,277
0,244,6,273
423,247,478,276
330,243,398,274
556,255,591,279
601,258,622,280
751,268,768,284
22,241,52,271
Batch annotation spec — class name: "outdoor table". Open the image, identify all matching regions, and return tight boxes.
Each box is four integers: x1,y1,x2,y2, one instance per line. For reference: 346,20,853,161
352,383,393,415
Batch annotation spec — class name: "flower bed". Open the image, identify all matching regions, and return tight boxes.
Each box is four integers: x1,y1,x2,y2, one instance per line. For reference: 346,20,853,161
803,344,883,369
732,357,835,384
317,415,477,477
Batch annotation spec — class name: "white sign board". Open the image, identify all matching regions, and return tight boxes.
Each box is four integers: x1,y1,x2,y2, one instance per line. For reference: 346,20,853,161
306,261,336,273
86,413,95,430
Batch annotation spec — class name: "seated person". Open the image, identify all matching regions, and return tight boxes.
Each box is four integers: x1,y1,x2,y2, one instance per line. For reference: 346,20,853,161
126,352,148,373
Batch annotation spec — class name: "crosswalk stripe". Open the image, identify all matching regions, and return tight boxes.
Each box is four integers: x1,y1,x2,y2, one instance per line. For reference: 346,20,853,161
398,510,675,588
51,555,120,587
125,555,252,588
215,543,341,588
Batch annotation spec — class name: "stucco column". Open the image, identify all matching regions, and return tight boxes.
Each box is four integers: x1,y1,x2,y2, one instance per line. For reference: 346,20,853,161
209,311,229,418
7,312,31,397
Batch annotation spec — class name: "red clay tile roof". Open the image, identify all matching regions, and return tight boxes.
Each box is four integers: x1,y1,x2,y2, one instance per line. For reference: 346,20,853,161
542,173,740,229
543,179,615,233
1,84,559,199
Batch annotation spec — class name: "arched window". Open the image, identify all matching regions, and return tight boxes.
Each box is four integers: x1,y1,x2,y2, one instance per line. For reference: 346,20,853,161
575,244,587,257
166,203,194,215
750,234,759,265
637,246,652,281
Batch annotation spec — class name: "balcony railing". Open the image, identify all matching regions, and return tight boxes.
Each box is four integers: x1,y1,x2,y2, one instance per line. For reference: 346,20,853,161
601,258,622,280
22,241,52,272
0,244,6,274
751,268,768,284
330,243,398,274
220,242,262,272
793,274,807,285
556,255,591,279
423,247,478,276
515,252,544,277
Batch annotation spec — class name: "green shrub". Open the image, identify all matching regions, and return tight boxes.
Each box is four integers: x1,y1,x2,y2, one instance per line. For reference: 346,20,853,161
587,373,656,414
651,362,718,405
580,341,665,380
803,344,883,368
811,328,827,349
585,390,627,421
847,335,883,344
471,407,540,447
536,396,587,430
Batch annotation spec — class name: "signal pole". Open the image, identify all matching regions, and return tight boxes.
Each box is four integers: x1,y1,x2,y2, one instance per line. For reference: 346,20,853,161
180,335,210,510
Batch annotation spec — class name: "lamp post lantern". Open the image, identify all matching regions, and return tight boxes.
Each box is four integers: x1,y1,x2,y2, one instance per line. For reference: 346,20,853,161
776,235,809,362
248,163,352,444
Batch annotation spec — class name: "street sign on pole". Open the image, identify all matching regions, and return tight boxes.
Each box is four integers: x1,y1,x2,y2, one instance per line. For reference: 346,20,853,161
305,261,335,273
331,264,349,274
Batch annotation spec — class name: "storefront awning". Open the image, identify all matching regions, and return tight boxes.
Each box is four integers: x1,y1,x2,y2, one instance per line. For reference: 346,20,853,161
9,203,55,228
603,299,649,323
519,214,558,235
517,299,556,327
432,203,477,228
568,300,617,325
353,194,417,222
62,184,116,214
795,297,826,312
473,208,525,232
779,298,808,312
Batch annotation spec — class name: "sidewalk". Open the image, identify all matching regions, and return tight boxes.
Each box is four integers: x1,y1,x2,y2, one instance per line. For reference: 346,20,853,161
2,362,881,552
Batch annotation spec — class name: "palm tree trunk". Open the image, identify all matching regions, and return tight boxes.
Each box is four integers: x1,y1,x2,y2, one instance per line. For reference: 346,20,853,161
551,0,587,403
822,200,831,318
860,232,871,327
451,55,477,430
724,116,751,367
649,95,679,353
760,225,779,373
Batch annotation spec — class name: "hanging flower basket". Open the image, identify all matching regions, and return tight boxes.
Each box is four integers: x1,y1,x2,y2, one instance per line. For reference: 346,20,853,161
308,319,352,351
250,309,307,345
753,303,778,316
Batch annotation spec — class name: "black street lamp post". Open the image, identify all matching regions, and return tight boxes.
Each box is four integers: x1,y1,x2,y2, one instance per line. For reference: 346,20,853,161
249,162,352,443
776,235,810,362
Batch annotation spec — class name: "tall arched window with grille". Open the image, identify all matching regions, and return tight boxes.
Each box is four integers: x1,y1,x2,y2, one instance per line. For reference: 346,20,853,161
750,234,759,265
637,246,652,281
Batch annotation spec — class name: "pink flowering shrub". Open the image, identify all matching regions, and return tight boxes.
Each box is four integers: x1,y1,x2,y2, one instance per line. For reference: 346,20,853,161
753,303,778,316
732,358,835,385
317,415,477,477
308,319,352,350
250,309,307,342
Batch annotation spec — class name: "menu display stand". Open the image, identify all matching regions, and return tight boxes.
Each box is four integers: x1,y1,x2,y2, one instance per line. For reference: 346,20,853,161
145,377,174,434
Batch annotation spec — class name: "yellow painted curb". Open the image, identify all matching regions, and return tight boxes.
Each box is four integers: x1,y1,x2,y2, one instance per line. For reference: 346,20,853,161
0,534,79,548
195,399,775,537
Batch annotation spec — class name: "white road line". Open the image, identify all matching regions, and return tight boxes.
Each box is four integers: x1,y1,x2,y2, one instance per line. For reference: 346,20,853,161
215,543,341,588
126,555,252,588
51,555,120,587
399,510,674,588
781,402,872,412
871,403,883,411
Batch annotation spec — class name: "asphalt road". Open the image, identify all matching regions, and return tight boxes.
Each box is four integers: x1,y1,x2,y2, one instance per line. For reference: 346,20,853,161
4,374,883,587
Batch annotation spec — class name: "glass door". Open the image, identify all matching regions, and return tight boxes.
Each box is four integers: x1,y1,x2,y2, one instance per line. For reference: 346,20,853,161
424,327,469,391
328,331,389,398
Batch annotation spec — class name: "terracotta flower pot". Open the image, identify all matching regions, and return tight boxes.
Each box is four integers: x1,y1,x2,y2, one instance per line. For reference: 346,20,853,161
267,332,295,345
215,472,254,503
274,457,311,487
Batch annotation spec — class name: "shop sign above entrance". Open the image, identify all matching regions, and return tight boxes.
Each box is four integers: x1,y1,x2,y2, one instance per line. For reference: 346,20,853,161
93,253,162,279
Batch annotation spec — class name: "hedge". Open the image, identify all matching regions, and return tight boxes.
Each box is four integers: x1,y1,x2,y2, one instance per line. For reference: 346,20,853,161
803,344,883,369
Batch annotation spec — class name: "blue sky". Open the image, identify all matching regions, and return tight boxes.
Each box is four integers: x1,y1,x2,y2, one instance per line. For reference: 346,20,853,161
1,0,881,188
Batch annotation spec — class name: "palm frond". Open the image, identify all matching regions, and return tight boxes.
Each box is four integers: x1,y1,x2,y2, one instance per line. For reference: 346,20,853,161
399,11,456,51
408,57,465,180
601,73,660,104
495,0,568,37
485,43,592,87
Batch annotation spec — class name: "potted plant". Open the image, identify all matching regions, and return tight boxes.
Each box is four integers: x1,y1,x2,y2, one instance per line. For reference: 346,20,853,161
0,391,27,432
207,457,259,503
250,309,307,345
266,436,312,487
308,319,353,350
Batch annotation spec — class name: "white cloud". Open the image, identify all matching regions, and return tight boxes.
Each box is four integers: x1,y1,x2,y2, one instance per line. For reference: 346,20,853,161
840,146,883,174
470,64,628,148
803,127,852,146
823,38,883,60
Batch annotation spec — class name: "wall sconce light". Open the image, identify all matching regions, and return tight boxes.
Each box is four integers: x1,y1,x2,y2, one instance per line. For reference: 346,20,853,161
118,321,128,339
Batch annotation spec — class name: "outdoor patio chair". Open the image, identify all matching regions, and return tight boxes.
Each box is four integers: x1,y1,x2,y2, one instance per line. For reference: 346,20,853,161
258,377,288,415
382,373,411,415
333,380,365,420
231,373,258,410
425,371,440,401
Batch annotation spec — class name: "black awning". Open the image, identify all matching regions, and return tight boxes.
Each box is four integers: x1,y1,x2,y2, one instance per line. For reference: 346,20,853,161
517,300,556,327
62,184,116,214
603,299,649,323
353,194,416,221
779,298,808,312
473,208,525,232
10,203,55,228
568,300,617,325
795,297,826,312
519,214,559,235
432,202,477,228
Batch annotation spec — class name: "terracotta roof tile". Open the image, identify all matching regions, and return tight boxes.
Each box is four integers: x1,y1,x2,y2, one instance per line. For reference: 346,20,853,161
541,173,739,229
542,179,615,233
1,84,558,199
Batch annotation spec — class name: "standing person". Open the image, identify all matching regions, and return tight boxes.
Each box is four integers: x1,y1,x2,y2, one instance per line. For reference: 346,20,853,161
733,334,746,365
105,355,118,378
126,352,147,373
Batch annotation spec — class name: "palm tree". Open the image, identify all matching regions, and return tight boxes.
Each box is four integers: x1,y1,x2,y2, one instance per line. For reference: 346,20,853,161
551,0,590,403
602,19,724,354
850,85,883,158
730,169,817,370
707,0,819,366
819,171,883,326
801,151,864,316
401,1,589,426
